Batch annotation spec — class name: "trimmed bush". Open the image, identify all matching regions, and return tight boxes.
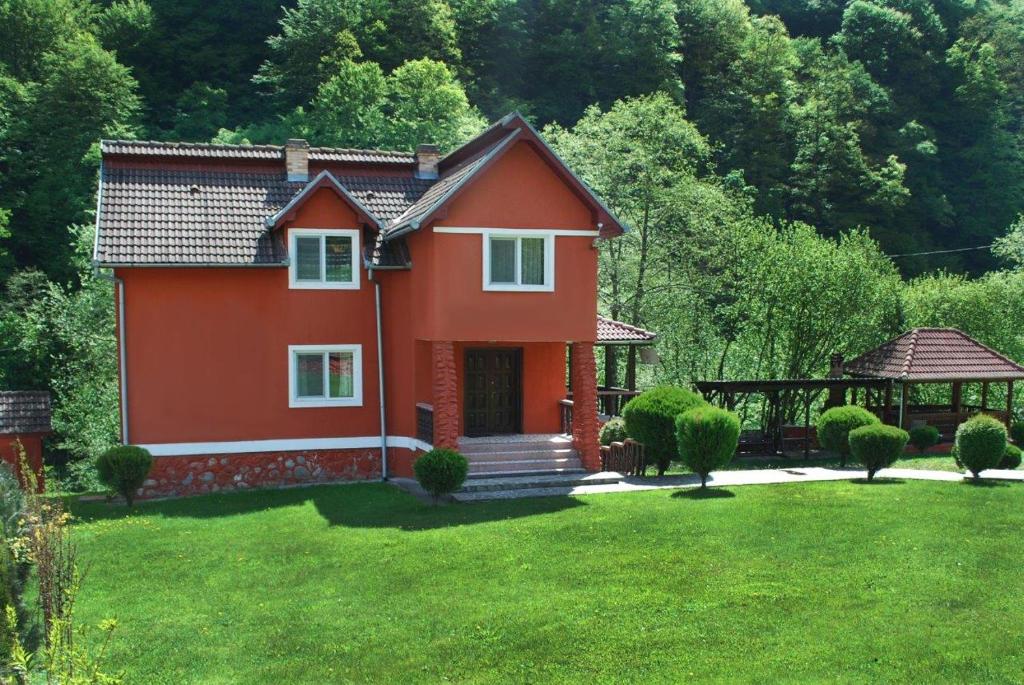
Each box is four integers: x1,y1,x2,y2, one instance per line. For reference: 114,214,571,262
954,415,1007,479
95,445,153,507
908,425,940,453
816,406,881,467
622,386,706,476
849,424,909,481
1010,422,1024,445
413,448,469,503
999,443,1022,470
675,406,741,488
599,417,628,446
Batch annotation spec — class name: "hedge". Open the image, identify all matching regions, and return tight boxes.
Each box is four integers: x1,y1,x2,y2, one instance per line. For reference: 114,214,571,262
675,406,740,487
954,415,1007,479
816,406,880,466
414,448,469,503
96,445,153,507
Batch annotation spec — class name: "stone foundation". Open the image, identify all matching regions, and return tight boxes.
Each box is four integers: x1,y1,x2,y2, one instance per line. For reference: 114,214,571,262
140,448,382,499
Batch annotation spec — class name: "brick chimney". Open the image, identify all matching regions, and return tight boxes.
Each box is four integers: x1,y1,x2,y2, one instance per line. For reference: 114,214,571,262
285,138,309,182
415,144,440,180
828,353,845,379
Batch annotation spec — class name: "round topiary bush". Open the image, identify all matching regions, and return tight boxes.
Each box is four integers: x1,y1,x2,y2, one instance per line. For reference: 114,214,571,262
622,386,706,476
848,424,909,481
999,442,1022,470
599,417,628,446
95,445,153,507
1010,422,1024,445
954,414,1007,479
816,406,881,467
908,425,940,453
413,448,469,503
675,406,740,488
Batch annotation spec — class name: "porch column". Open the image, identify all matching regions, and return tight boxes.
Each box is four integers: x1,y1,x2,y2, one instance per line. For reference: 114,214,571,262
570,342,601,471
431,341,459,449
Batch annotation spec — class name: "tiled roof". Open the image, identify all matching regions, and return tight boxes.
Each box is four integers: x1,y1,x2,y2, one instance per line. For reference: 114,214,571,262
845,328,1024,381
101,140,416,165
366,233,411,269
96,166,433,265
0,391,52,435
596,316,657,344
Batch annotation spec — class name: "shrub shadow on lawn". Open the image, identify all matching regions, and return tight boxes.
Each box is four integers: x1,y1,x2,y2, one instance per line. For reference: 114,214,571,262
851,478,906,485
961,478,1012,488
70,481,587,531
672,487,736,500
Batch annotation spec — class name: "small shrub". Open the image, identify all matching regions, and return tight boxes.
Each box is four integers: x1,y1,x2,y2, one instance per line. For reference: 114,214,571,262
1010,422,1024,445
908,425,940,453
622,386,706,476
95,445,153,507
848,424,909,481
816,406,881,466
954,415,1007,479
413,448,468,503
599,417,628,446
999,443,1022,470
675,406,741,488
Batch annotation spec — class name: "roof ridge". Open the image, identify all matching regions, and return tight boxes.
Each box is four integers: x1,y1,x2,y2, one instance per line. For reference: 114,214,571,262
101,139,417,160
901,329,919,379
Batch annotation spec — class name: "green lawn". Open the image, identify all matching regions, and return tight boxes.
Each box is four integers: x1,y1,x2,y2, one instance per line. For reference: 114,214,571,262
69,479,1024,683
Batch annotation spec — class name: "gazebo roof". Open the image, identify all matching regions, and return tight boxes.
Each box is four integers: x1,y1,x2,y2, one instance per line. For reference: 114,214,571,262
596,316,656,346
844,328,1024,382
0,391,52,435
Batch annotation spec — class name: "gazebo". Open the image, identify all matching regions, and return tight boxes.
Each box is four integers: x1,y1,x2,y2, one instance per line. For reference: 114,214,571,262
843,328,1024,436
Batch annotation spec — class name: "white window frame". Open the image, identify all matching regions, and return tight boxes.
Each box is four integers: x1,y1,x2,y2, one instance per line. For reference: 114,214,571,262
482,231,555,292
288,344,363,408
288,228,361,290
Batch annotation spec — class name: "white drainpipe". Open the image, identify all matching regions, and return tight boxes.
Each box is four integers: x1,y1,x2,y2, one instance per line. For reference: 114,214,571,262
371,271,388,480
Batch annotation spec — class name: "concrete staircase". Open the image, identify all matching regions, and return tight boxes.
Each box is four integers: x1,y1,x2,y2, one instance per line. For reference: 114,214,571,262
458,433,584,477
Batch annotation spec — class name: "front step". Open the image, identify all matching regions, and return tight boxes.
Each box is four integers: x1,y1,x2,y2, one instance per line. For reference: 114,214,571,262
458,471,623,494
458,433,572,455
460,433,584,478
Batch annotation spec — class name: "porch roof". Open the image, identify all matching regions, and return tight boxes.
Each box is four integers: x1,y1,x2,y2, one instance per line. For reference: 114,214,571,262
596,316,656,346
844,328,1024,382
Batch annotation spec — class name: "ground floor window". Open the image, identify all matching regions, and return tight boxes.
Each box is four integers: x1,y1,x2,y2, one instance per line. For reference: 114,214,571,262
289,344,363,407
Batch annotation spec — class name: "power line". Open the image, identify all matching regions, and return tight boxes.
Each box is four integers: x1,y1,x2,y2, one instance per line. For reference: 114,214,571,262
888,243,994,258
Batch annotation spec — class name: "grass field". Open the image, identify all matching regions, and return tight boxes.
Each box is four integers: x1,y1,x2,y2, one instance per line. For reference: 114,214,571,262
70,479,1023,683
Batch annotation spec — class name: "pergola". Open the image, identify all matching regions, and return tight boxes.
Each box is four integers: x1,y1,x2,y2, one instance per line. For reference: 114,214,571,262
843,328,1024,436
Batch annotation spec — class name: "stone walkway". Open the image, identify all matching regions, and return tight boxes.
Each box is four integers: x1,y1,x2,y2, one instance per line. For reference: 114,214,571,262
447,466,1024,502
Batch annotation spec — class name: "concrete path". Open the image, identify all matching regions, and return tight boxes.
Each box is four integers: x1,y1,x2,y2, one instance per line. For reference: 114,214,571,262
450,466,1024,502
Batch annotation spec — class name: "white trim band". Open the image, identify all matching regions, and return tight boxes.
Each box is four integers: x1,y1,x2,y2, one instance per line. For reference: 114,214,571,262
139,435,432,457
434,226,600,237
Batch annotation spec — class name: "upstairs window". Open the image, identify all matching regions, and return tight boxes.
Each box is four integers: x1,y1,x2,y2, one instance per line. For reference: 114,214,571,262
289,229,359,289
289,344,363,407
484,233,554,292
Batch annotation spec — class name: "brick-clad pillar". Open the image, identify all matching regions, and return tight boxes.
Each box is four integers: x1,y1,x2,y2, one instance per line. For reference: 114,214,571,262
431,341,459,449
570,342,600,471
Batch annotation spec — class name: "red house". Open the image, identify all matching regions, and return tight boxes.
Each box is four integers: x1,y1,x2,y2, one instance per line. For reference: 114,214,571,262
94,113,631,498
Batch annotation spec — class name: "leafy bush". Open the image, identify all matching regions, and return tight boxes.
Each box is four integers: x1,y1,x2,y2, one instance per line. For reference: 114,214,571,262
675,406,740,487
848,424,909,481
999,443,1022,470
413,448,468,503
954,415,1007,479
599,417,628,446
622,386,706,476
908,425,940,453
1010,422,1024,445
0,465,34,661
816,406,880,466
95,445,153,507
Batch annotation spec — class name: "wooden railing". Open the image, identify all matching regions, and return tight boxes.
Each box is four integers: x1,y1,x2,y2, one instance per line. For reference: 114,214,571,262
559,399,574,435
564,387,640,420
415,403,434,445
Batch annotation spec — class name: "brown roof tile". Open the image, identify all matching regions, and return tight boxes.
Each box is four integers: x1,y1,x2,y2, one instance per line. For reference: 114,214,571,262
845,328,1024,381
0,391,52,434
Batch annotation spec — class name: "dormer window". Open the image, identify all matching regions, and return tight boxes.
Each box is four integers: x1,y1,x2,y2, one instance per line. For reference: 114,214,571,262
483,232,554,292
288,228,360,289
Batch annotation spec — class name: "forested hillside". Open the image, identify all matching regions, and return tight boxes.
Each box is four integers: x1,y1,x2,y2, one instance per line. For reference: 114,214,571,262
1,0,1023,481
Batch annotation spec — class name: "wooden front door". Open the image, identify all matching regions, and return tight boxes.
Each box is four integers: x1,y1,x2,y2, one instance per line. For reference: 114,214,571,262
464,348,522,437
